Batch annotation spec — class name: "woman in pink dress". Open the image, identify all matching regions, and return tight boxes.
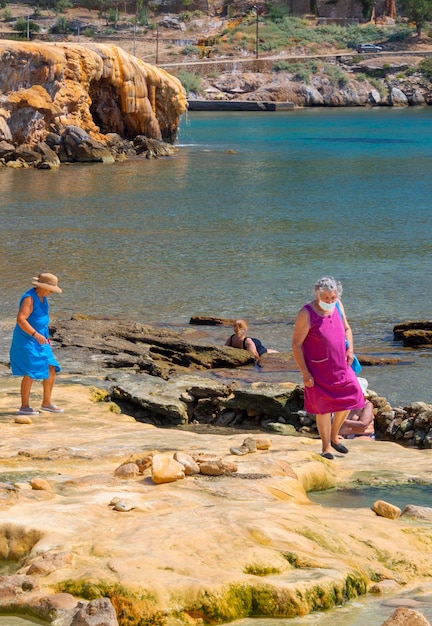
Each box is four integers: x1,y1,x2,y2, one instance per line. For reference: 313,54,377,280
292,276,364,459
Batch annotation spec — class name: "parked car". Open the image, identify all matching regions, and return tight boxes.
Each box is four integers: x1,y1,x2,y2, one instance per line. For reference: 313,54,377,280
356,43,383,53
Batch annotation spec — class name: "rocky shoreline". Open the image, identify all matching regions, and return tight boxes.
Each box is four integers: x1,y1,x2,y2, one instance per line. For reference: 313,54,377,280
42,315,432,450
0,316,432,626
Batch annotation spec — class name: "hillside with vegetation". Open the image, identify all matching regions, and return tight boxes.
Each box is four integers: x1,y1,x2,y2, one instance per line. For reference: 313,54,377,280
1,0,432,103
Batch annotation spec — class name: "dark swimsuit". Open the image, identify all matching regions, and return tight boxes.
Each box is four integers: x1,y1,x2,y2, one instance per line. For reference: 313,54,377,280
228,335,267,356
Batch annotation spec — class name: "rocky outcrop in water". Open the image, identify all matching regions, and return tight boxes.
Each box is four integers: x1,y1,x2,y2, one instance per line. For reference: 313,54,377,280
0,40,187,167
393,320,432,346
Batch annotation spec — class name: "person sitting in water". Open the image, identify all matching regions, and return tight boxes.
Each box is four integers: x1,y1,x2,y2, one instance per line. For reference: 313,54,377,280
225,319,278,362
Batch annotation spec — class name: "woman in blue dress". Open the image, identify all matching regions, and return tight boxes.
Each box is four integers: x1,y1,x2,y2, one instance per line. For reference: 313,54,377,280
10,273,63,416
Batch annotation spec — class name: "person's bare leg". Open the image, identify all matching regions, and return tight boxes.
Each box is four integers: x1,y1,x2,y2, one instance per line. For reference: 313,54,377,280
315,413,332,454
42,366,56,408
331,410,350,444
20,375,34,409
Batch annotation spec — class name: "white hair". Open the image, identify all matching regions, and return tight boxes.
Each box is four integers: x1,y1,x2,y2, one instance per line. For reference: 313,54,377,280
313,276,343,297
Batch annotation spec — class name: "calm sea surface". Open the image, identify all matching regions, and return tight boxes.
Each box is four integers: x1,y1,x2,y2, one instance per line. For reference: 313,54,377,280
1,107,432,406
1,105,432,626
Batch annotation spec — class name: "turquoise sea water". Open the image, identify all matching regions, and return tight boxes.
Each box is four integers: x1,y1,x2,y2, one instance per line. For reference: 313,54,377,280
1,106,432,626
1,107,432,406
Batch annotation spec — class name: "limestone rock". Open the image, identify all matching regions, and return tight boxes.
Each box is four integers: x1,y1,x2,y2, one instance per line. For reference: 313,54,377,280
256,438,272,450
59,126,115,163
372,499,401,519
173,451,200,475
69,598,119,625
401,504,432,521
0,40,187,157
152,453,185,484
114,462,140,479
113,499,135,512
26,551,74,576
390,87,409,107
14,415,33,424
380,607,431,626
189,315,235,326
29,478,51,491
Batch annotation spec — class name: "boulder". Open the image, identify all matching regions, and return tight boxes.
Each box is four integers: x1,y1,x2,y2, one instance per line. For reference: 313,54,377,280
390,87,409,106
380,607,431,626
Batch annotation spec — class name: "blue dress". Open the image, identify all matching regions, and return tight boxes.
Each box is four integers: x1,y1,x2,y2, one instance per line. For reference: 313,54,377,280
10,288,61,380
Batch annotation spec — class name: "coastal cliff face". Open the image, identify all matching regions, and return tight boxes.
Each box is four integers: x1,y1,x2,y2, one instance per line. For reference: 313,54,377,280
0,40,187,149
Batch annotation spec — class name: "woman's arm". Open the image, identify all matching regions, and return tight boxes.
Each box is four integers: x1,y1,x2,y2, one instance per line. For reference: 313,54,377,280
337,300,354,367
244,337,260,361
16,296,35,335
292,308,314,387
16,296,47,344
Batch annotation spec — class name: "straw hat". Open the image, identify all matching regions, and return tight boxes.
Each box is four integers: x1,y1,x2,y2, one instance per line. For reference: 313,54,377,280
32,272,62,293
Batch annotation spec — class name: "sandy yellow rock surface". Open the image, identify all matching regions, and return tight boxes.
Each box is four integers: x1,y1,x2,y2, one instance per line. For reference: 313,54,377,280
0,374,432,624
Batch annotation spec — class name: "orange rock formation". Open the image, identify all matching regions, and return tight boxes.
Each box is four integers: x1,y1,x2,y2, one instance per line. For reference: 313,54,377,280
0,40,187,146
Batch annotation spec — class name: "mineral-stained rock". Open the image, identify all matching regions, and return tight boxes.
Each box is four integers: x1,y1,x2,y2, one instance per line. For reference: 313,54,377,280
152,453,185,484
173,451,200,475
29,478,51,491
401,504,432,521
0,40,187,160
114,462,140,478
372,499,401,519
69,598,119,625
380,607,431,626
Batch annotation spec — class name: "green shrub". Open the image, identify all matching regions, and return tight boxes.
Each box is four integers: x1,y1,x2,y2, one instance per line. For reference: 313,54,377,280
50,16,70,33
181,44,199,56
179,10,192,21
83,27,94,36
419,58,432,79
14,17,40,35
176,71,204,95
55,0,72,13
2,7,12,20
323,64,348,86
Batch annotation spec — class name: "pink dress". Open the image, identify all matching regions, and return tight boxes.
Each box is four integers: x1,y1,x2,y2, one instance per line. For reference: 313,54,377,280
302,303,364,415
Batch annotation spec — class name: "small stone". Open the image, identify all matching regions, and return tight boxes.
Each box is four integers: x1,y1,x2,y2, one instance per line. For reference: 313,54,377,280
152,454,185,484
30,478,51,491
372,499,401,519
230,446,249,456
14,415,32,424
113,499,135,512
114,462,139,478
173,451,200,475
242,437,257,452
255,438,271,450
368,579,401,594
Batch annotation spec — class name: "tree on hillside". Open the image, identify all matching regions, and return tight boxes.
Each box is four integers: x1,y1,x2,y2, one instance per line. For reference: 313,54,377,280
398,0,432,37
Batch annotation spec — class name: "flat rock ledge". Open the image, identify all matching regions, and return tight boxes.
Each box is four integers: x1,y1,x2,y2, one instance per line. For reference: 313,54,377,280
45,317,432,449
0,377,431,626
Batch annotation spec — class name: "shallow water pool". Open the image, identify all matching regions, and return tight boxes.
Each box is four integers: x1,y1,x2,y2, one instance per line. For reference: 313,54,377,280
308,483,432,510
